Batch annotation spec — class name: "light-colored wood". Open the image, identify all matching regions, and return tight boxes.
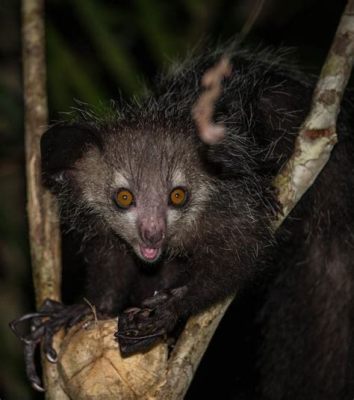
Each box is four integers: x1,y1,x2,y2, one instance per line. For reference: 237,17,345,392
23,0,354,398
22,0,64,398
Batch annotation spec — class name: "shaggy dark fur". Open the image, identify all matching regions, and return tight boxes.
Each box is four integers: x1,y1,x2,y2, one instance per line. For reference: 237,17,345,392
13,47,354,398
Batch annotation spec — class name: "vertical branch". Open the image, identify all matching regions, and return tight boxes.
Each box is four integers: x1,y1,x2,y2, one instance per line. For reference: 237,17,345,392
153,1,354,399
273,0,354,224
22,0,61,307
22,0,66,397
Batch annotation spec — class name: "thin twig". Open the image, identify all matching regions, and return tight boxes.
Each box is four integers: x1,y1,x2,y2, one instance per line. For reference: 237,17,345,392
273,0,354,225
83,297,98,325
154,1,354,398
28,1,354,399
22,0,65,398
240,0,266,38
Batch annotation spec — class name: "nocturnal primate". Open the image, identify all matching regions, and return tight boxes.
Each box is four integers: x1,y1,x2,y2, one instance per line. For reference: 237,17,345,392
11,47,354,399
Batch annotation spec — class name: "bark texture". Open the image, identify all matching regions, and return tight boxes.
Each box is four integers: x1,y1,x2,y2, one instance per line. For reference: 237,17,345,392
23,0,354,398
273,0,354,225
22,0,65,398
155,1,354,398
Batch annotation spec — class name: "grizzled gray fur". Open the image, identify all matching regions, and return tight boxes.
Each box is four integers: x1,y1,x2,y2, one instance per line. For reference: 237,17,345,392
13,47,354,399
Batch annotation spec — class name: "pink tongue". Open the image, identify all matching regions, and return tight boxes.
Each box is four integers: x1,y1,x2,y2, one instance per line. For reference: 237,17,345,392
140,246,158,260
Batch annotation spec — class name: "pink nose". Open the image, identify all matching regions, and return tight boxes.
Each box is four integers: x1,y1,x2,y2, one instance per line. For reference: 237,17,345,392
139,219,165,247
142,229,163,247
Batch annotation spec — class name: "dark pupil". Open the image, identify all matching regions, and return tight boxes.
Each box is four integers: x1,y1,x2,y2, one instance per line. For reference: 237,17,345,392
123,195,128,200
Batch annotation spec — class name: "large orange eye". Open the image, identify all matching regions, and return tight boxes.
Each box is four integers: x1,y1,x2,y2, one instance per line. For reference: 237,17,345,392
170,187,188,207
115,189,134,209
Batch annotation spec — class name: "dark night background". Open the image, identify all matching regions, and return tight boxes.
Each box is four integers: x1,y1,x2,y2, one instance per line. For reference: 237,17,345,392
0,0,348,398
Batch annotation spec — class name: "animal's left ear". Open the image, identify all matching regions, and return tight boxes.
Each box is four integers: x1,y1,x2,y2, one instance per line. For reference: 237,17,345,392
40,123,103,189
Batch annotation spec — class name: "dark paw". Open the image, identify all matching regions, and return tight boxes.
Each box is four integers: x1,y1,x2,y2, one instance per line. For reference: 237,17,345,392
9,299,91,392
116,288,186,356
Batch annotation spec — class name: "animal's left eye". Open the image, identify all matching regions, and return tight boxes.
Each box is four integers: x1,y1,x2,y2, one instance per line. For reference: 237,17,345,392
115,189,134,209
169,187,188,207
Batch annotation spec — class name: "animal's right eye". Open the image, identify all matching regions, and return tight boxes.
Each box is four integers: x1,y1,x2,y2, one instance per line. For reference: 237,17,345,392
114,189,134,209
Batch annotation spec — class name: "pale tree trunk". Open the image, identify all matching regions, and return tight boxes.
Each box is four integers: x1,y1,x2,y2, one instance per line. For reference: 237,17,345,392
154,2,354,397
22,0,354,399
22,0,66,398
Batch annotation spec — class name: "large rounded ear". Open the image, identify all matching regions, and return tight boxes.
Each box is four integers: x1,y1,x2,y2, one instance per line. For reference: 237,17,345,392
41,124,103,189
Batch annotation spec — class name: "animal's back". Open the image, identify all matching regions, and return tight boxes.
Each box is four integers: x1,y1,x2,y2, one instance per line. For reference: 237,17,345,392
185,48,354,400
11,45,354,399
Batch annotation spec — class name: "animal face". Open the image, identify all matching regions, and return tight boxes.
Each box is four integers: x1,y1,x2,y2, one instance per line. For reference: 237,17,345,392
71,125,212,262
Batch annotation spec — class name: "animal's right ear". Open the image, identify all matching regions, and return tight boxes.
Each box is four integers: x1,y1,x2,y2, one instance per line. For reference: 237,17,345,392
41,124,102,189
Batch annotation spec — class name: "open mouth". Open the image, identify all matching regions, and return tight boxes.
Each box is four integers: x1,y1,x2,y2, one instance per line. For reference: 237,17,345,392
138,244,162,263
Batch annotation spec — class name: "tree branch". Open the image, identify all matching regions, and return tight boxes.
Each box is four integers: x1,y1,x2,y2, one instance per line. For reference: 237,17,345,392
57,3,354,392
22,0,65,397
273,0,354,225
154,1,354,398
28,1,354,398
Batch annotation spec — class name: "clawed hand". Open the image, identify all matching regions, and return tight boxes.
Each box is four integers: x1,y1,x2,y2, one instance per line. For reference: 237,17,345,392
9,299,91,392
116,287,186,356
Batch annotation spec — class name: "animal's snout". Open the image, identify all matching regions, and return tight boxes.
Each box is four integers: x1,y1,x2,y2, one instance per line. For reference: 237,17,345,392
139,218,165,247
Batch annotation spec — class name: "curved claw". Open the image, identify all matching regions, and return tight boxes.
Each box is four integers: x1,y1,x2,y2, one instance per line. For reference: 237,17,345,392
10,300,92,392
43,329,58,363
116,306,169,356
116,288,187,356
31,381,45,393
9,312,50,339
24,340,45,392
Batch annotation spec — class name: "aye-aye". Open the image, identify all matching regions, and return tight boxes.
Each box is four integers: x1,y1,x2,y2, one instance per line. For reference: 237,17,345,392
11,48,354,399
